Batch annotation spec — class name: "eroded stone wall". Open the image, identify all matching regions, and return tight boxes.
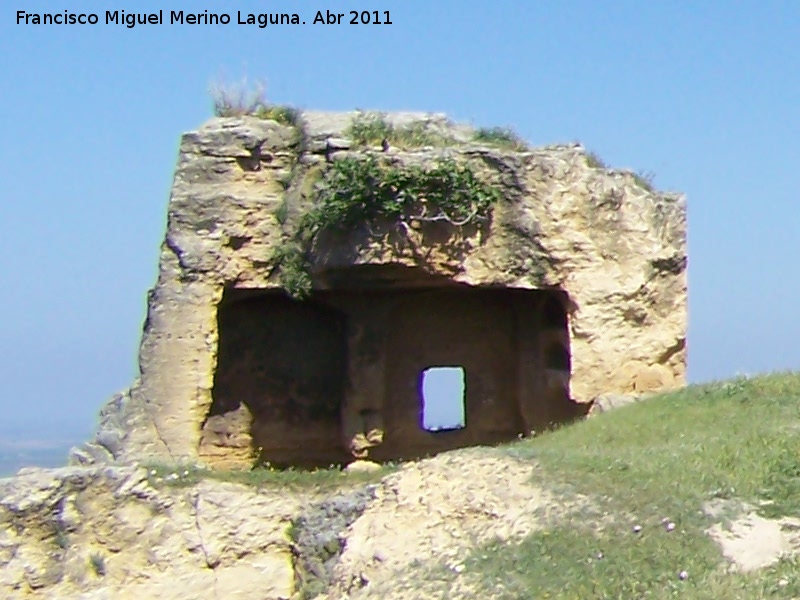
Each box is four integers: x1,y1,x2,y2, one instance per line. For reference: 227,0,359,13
74,111,687,468
374,288,530,461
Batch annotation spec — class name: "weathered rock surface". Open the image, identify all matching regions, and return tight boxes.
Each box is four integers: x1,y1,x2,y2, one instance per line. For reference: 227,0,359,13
292,486,377,596
75,109,687,468
2,448,584,600
324,448,585,599
0,466,298,599
587,392,642,415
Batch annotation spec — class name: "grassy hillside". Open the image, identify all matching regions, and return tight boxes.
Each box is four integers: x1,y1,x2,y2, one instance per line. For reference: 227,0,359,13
441,373,800,599
8,374,800,599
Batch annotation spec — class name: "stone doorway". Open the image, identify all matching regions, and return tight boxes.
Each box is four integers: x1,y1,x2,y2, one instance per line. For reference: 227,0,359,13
201,290,350,469
200,273,581,469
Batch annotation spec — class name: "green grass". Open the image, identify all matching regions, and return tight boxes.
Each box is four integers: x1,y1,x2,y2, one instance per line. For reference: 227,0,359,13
585,150,658,191
585,150,608,169
143,461,398,492
89,553,106,577
634,169,657,192
472,126,527,150
448,373,800,598
274,196,290,223
455,526,800,599
140,374,800,597
251,103,302,126
208,76,301,126
213,99,301,126
346,112,455,148
268,240,313,299
346,112,394,145
510,374,800,517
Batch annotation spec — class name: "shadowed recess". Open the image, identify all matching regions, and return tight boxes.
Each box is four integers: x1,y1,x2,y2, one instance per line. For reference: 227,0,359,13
200,268,586,469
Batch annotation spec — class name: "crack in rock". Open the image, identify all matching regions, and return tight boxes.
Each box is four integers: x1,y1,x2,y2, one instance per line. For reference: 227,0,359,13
191,492,219,599
290,485,376,597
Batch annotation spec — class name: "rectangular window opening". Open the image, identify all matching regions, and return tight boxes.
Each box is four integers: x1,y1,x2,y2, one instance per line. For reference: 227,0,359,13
420,366,466,432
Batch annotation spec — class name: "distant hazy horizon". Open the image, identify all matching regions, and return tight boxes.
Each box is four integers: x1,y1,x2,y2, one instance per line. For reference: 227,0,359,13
0,434,81,477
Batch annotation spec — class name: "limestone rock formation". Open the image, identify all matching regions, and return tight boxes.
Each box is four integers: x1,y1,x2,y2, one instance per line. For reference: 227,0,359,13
0,466,298,599
0,449,579,600
71,109,687,471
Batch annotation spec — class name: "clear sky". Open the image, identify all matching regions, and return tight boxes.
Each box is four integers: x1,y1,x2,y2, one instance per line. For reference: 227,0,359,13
1,1,799,442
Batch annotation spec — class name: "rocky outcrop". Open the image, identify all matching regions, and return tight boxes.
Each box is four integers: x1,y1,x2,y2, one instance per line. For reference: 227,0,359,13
74,109,687,469
324,449,583,599
1,449,582,600
0,466,298,599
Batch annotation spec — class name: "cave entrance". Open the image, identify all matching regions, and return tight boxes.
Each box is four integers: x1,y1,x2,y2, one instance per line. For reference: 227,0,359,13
201,289,351,469
200,268,584,470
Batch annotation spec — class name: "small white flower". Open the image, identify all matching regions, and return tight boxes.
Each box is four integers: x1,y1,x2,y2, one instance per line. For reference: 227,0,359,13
149,469,157,476
679,570,688,580
666,522,676,532
633,525,642,533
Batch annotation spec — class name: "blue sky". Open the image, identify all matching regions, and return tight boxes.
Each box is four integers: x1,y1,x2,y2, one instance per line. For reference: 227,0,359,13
423,368,466,431
1,0,799,442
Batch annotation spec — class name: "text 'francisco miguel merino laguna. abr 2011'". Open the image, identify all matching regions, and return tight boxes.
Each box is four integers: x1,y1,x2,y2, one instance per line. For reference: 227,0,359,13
16,9,394,28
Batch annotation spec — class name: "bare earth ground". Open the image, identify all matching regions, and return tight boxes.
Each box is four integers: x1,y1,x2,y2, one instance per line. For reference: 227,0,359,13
322,448,591,599
324,450,800,599
704,499,800,573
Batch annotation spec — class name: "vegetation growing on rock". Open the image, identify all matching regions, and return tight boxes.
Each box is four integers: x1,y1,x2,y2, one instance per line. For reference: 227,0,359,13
144,461,395,491
346,111,456,148
307,155,501,233
270,122,505,298
208,75,302,126
633,169,656,192
472,126,528,151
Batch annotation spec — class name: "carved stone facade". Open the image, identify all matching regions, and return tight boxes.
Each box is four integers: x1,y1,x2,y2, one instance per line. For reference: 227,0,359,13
73,111,687,470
